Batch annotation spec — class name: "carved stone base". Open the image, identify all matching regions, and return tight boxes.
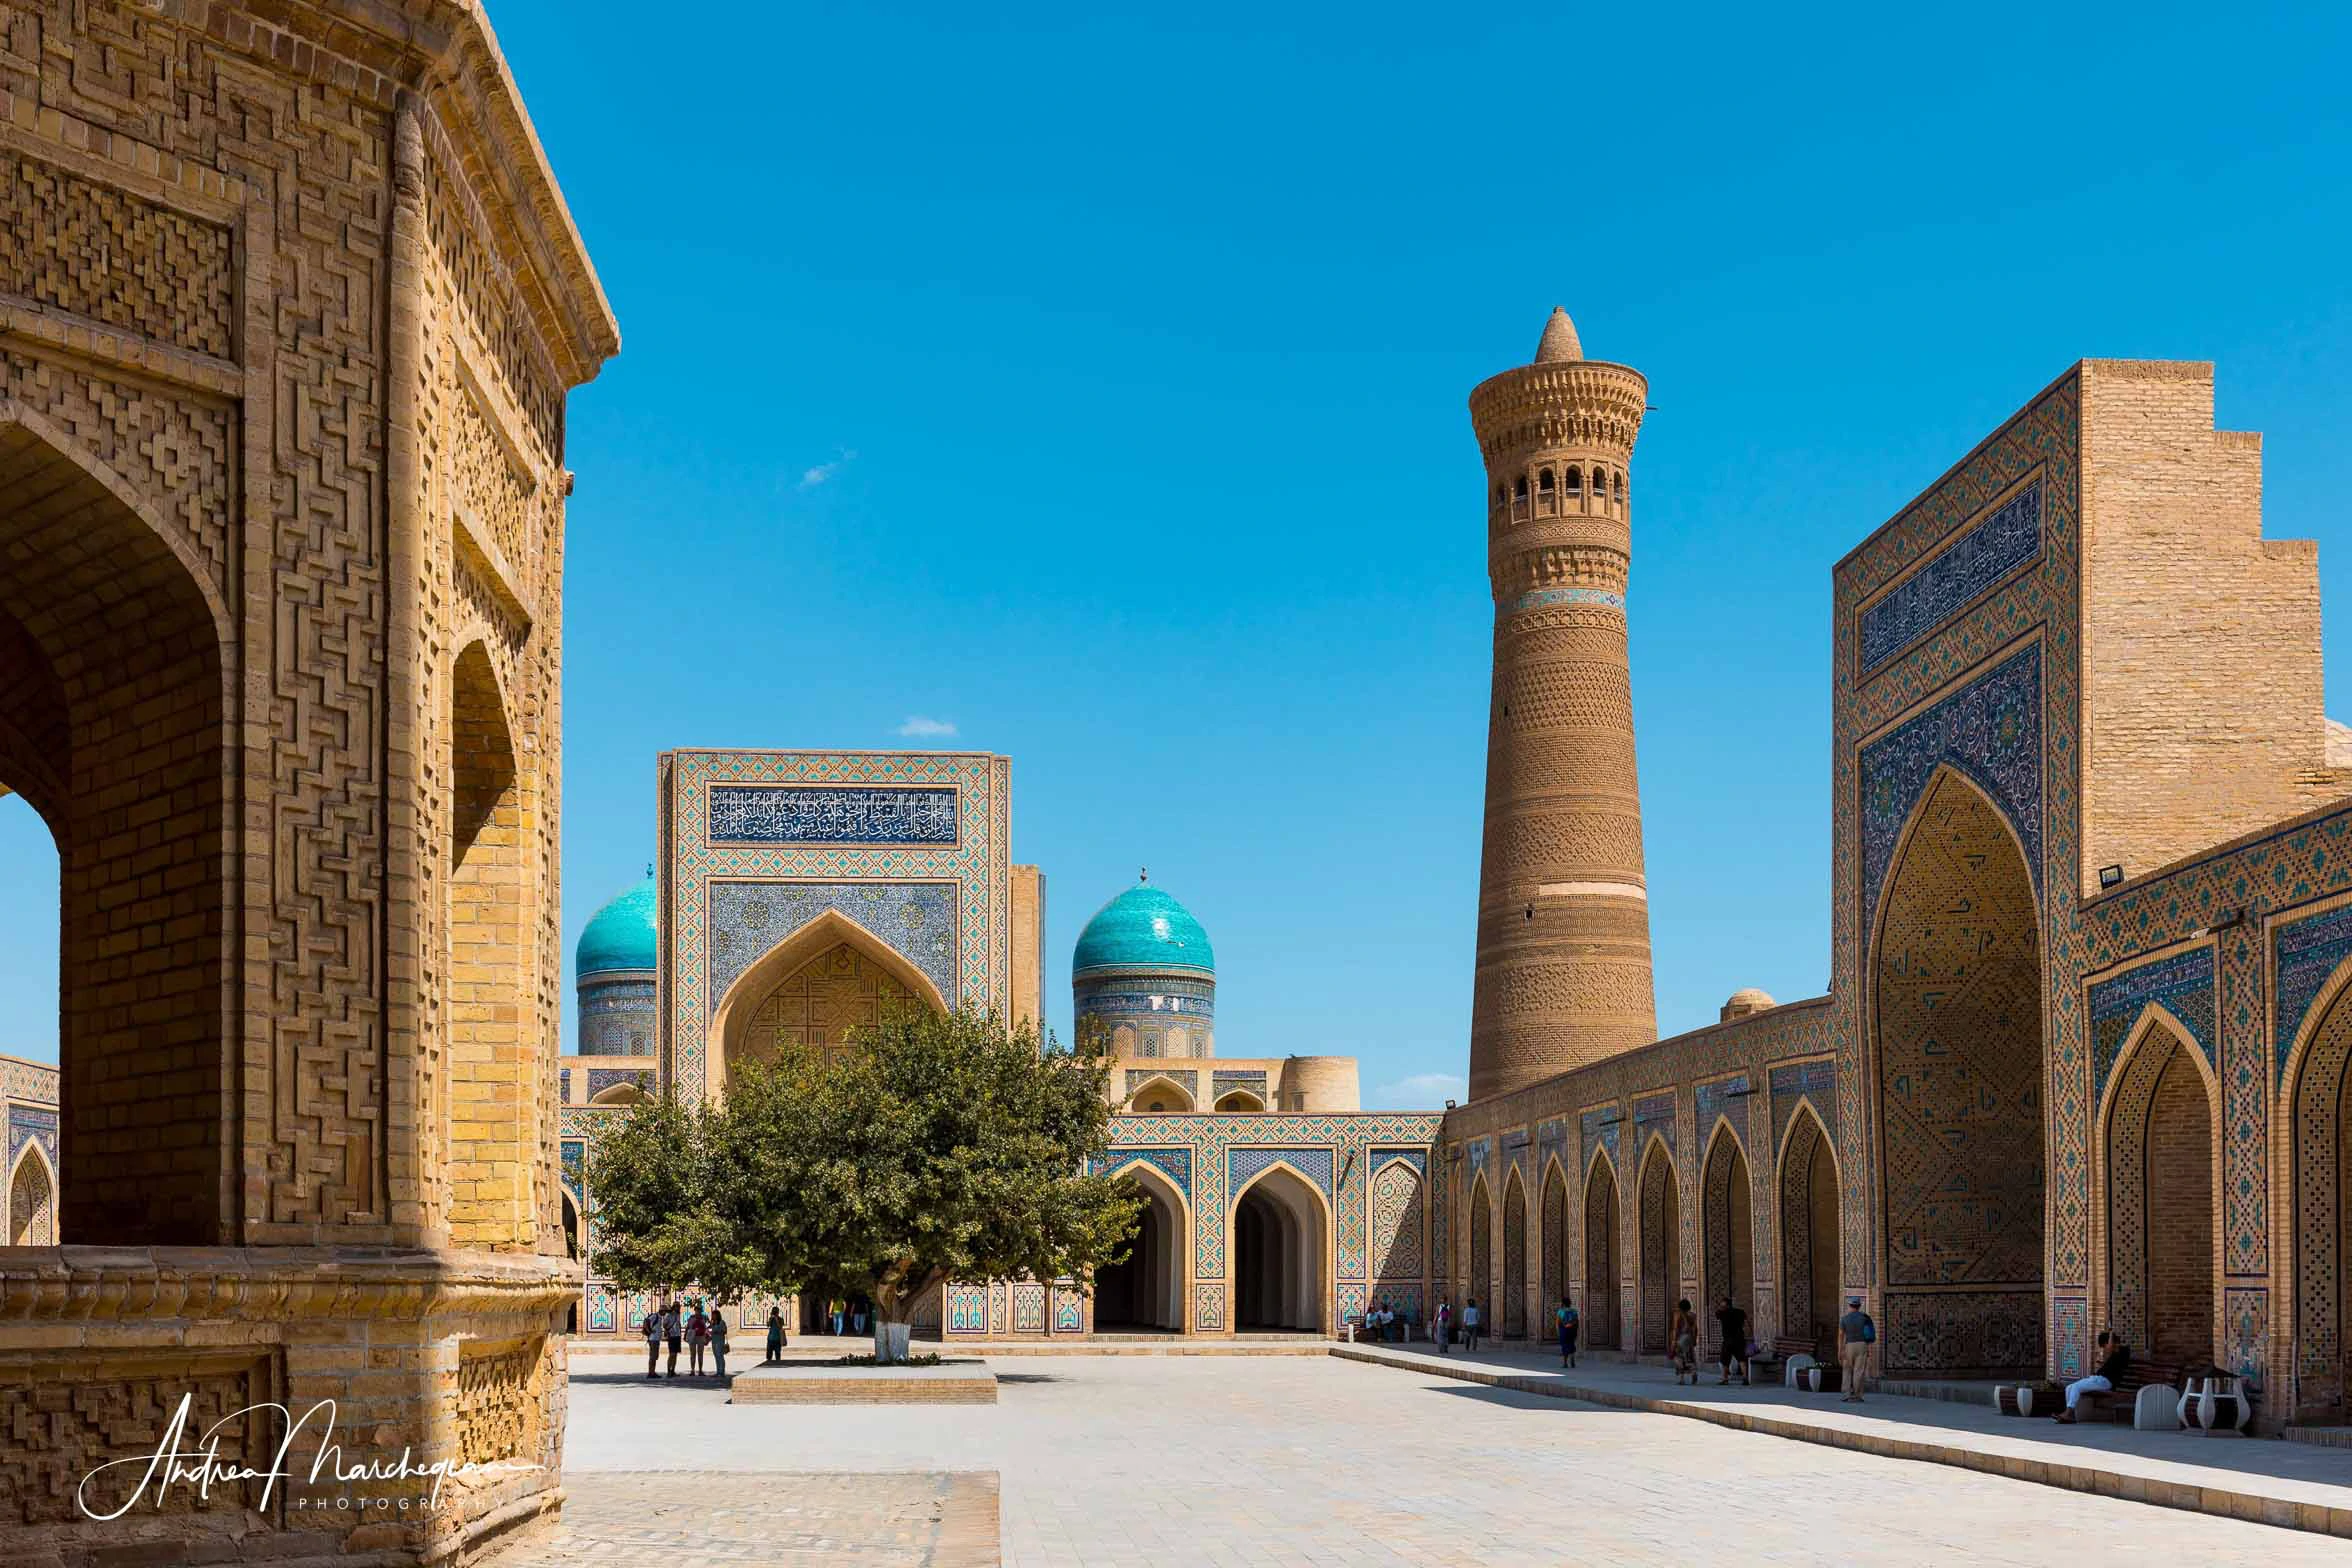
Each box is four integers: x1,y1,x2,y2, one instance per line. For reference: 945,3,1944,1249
0,1246,577,1567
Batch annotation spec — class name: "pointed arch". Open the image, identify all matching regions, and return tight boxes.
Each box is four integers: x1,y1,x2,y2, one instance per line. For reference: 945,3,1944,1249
7,1140,57,1247
1635,1133,1681,1356
1502,1164,1529,1338
1126,1075,1197,1113
1582,1144,1621,1350
1214,1089,1265,1113
1700,1119,1753,1356
1871,762,2045,1378
2098,1004,2218,1364
1096,1159,1189,1332
2286,948,2352,1419
1776,1100,1841,1355
1540,1153,1571,1315
1231,1161,1333,1333
1369,1155,1428,1321
1466,1170,1494,1324
708,908,952,1094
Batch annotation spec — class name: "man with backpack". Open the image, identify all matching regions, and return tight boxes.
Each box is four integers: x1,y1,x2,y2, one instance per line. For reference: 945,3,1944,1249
1838,1295,1875,1402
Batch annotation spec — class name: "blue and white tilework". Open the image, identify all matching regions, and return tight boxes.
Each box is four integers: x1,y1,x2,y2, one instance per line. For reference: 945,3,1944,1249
1858,478,2042,676
708,785,958,845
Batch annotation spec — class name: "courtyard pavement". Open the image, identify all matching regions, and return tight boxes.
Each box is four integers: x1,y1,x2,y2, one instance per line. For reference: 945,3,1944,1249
559,1353,2352,1566
1333,1337,2352,1531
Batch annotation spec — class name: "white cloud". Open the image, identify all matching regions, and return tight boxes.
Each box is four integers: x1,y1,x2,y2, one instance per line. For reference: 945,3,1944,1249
896,715,959,739
1370,1071,1466,1110
799,447,858,488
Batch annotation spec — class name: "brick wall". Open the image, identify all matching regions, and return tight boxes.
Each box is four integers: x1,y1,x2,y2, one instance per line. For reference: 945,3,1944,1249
2145,1049,2215,1361
2078,359,2347,895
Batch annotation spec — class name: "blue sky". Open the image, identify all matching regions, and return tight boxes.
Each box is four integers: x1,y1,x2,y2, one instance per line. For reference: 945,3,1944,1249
4,2,2350,1109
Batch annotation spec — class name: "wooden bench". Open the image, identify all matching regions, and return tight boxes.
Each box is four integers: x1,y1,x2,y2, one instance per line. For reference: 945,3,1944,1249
2070,1356,2183,1423
1749,1333,1819,1385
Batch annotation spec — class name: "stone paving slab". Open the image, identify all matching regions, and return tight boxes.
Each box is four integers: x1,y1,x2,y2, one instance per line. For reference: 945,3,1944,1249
1336,1341,2352,1536
477,1471,999,1567
564,1350,2352,1565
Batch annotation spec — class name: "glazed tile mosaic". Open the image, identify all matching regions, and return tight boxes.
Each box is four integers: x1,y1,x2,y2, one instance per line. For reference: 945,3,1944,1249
703,879,958,1016
706,784,959,845
1857,477,2042,677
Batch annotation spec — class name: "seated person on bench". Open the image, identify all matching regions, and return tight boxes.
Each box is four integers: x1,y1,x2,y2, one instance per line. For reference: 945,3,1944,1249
2055,1330,2130,1423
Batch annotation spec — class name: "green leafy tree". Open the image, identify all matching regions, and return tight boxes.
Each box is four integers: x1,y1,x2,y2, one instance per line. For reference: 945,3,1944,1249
582,1007,1141,1361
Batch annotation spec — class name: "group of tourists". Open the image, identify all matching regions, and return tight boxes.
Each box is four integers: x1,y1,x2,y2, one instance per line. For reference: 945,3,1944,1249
1428,1296,1486,1353
1412,1289,1884,1403
640,1299,731,1380
1362,1298,1413,1340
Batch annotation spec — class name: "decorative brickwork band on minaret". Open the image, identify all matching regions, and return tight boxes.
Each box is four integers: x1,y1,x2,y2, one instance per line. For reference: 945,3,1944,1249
1466,307,1657,1100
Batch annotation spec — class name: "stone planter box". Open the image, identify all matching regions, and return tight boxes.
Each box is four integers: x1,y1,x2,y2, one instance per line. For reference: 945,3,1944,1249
730,1359,998,1405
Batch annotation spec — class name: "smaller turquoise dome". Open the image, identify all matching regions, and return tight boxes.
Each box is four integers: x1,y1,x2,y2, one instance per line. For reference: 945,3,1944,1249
1073,876,1214,977
577,868,658,977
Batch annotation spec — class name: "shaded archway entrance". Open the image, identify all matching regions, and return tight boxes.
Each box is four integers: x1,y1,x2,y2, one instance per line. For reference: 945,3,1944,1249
2102,1016,2215,1366
1093,1167,1184,1331
1637,1139,1679,1355
1541,1160,1569,1311
1700,1126,1752,1358
1467,1173,1493,1322
1233,1165,1326,1332
2291,971,2352,1419
1875,768,2044,1378
1502,1168,1528,1338
0,412,230,1245
1584,1152,1621,1350
1778,1103,1840,1356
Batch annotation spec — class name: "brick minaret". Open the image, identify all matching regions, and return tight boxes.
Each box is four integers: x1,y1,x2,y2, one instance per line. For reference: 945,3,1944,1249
1467,307,1656,1100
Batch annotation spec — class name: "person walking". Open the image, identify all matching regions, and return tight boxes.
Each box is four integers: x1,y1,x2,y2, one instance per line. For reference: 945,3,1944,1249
1715,1297,1750,1386
1670,1299,1698,1384
766,1305,786,1364
642,1301,664,1379
709,1309,730,1381
2055,1331,2131,1423
1557,1295,1580,1368
1837,1296,1874,1402
1463,1297,1483,1354
685,1302,710,1376
664,1300,684,1378
1435,1298,1452,1353
829,1298,845,1338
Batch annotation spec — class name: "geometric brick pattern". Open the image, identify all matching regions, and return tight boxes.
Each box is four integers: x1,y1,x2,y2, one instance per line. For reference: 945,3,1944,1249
1874,770,2044,1375
1583,1152,1620,1348
0,4,617,1560
1502,1168,1527,1337
1636,1137,1679,1356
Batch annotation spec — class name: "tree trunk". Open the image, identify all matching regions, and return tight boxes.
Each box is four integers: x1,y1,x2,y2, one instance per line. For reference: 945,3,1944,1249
870,1268,944,1364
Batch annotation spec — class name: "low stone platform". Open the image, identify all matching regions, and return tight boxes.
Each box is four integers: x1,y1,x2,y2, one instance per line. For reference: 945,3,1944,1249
730,1358,998,1404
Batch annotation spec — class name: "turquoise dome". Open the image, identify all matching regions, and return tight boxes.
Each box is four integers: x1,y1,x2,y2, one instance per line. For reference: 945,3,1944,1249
577,868,658,977
1073,878,1214,977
